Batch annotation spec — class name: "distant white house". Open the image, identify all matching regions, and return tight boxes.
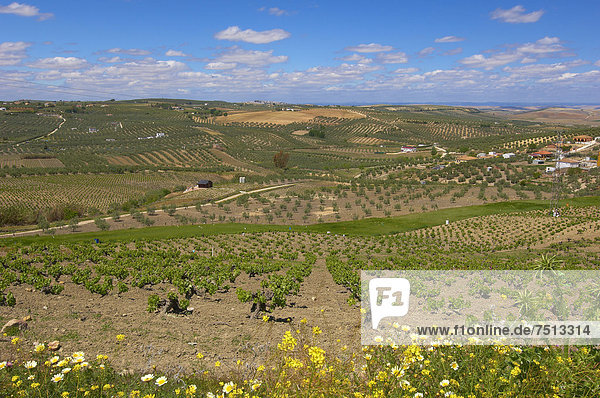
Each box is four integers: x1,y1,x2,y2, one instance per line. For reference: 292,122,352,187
556,158,580,169
476,153,487,158
503,153,515,159
88,127,98,133
156,132,165,138
0,107,5,111
488,151,497,156
401,146,416,153
546,166,556,173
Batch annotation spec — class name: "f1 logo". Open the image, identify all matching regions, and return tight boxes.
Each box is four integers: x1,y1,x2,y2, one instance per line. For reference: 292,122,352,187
369,278,410,329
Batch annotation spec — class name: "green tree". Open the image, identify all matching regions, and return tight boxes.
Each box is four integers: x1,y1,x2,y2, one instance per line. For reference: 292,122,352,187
69,217,79,232
273,151,290,169
37,214,50,232
94,217,110,231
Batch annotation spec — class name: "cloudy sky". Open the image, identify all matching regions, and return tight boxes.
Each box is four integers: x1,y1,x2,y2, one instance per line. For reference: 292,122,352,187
0,1,599,104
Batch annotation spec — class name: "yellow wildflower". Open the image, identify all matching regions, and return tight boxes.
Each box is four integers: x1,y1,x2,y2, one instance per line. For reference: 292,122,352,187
308,346,325,366
278,331,297,352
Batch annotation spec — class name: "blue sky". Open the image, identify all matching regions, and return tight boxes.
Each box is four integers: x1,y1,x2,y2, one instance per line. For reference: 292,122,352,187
0,1,599,103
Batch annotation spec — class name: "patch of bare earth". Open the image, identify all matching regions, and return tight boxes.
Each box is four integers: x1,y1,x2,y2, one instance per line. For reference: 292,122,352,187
0,260,359,375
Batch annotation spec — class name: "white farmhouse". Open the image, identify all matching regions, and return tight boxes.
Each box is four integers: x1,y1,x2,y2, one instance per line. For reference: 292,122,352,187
556,158,580,169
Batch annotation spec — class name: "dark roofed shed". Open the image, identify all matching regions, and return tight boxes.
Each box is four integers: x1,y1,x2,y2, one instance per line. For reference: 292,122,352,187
197,180,213,188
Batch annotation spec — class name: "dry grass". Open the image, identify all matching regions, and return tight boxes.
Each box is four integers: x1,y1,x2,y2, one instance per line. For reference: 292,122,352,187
192,126,223,136
348,136,391,146
0,154,64,168
215,108,364,125
513,107,600,126
292,130,309,136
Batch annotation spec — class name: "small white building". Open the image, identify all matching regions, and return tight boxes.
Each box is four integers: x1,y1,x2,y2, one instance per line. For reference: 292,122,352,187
401,146,416,153
503,153,515,159
156,132,165,138
545,166,556,173
0,107,6,111
556,159,580,169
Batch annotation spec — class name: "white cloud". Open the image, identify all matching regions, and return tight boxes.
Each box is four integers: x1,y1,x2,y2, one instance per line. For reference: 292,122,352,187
503,60,589,78
267,7,288,16
0,41,31,66
278,63,382,87
98,56,123,63
435,36,464,43
516,37,564,54
35,70,82,81
28,56,89,69
460,37,567,69
339,54,372,63
491,5,544,23
418,47,435,56
538,70,600,83
106,48,152,56
422,69,483,82
214,26,290,44
376,52,408,64
344,43,393,53
0,2,53,20
394,67,419,74
595,60,600,67
165,49,187,57
205,62,237,70
460,53,521,69
213,47,287,67
504,63,570,77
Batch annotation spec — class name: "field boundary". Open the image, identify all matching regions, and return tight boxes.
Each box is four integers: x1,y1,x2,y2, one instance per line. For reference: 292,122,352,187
2,196,598,245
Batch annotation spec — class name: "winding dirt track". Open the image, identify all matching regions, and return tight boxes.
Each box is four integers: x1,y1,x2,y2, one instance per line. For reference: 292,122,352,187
0,184,295,238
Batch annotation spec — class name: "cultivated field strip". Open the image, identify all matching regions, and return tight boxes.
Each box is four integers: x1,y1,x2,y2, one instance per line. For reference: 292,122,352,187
0,172,201,211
